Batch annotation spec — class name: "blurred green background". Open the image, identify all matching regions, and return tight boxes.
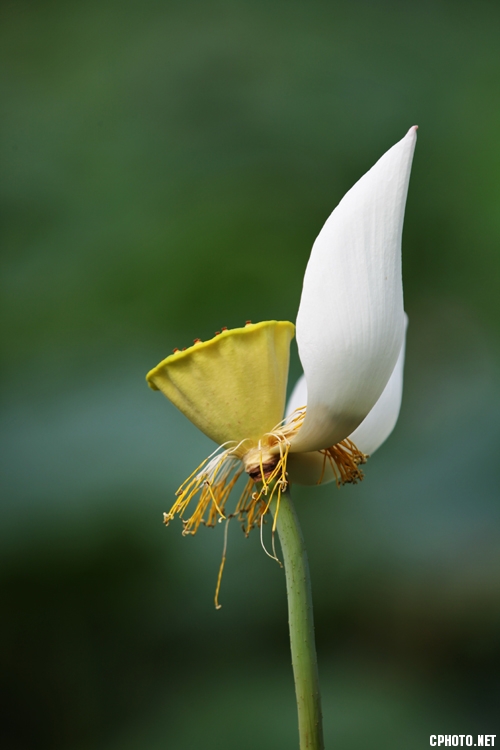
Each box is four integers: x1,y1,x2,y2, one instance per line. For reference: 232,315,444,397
1,0,500,748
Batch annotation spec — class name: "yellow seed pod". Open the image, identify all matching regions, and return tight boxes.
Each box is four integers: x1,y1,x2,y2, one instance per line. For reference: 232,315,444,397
147,320,295,448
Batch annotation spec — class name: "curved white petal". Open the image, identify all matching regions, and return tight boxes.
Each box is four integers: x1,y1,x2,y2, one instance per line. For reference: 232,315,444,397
285,373,308,419
290,127,416,453
286,316,408,485
348,314,407,455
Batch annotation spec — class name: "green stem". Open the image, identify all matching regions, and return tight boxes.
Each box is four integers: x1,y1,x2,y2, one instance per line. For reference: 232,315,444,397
272,490,325,750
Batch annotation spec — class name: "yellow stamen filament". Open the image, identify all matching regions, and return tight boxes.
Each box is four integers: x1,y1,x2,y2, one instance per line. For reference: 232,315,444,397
235,437,291,537
319,438,367,486
260,513,280,564
258,440,266,485
205,481,226,520
270,484,283,566
214,518,230,610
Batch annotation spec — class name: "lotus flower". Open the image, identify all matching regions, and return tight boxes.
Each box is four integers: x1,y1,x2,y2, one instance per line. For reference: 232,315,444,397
147,126,417,541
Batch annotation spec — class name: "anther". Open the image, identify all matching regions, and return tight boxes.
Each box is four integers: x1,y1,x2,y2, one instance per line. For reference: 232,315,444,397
214,331,221,336
182,347,187,351
172,348,179,353
193,338,202,344
221,326,228,331
245,320,252,325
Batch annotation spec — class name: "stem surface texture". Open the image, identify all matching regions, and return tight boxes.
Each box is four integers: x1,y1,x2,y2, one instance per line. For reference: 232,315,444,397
274,492,324,750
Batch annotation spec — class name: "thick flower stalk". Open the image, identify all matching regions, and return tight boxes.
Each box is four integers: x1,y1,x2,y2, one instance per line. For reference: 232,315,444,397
147,127,417,749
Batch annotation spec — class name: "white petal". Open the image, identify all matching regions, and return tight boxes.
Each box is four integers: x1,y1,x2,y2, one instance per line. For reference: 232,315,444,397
285,373,307,418
348,315,407,455
286,316,408,485
290,126,416,453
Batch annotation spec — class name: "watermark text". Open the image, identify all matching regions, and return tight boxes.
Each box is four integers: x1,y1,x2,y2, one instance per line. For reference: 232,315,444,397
430,737,496,747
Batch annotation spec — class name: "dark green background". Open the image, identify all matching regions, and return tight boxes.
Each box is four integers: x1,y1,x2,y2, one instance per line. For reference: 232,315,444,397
1,1,499,748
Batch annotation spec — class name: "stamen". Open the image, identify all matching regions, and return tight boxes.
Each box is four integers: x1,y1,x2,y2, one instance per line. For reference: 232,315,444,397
204,480,227,520
258,440,267,486
214,518,230,610
270,485,283,567
260,513,281,565
271,483,281,535
271,529,281,564
318,439,367,486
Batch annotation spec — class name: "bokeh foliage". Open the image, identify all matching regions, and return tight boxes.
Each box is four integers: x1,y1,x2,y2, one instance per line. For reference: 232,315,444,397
1,1,499,748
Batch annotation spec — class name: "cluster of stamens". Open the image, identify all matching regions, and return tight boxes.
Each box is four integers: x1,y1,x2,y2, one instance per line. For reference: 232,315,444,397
163,406,367,608
163,415,297,539
318,439,367,486
163,406,367,540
